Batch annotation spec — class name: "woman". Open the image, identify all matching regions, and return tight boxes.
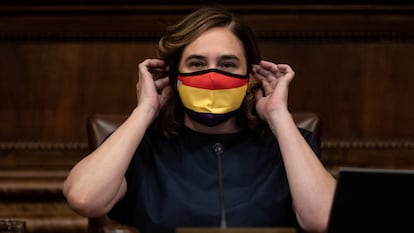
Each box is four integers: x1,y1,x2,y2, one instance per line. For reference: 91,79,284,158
63,6,336,233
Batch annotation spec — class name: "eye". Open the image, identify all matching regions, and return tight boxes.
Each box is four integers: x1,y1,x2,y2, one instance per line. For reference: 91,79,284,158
189,61,205,69
220,62,236,70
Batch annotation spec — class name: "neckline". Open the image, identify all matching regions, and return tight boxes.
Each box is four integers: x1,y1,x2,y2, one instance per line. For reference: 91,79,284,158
182,125,247,138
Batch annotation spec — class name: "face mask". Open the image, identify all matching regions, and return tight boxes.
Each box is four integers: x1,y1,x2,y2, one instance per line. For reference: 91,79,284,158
177,69,249,126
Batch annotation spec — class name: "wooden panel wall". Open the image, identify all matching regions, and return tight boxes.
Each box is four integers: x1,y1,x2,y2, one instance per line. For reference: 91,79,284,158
1,3,414,170
1,2,414,232
1,3,414,168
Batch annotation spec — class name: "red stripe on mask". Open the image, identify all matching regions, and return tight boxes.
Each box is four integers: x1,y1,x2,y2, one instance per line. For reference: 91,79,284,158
178,71,248,90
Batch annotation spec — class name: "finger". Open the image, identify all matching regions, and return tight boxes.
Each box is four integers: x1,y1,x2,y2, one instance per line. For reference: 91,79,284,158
140,59,167,75
253,64,278,82
159,86,172,106
274,64,295,81
156,77,171,106
274,64,293,73
154,77,170,94
147,59,166,70
255,87,264,101
261,79,274,96
138,60,151,80
252,66,275,96
261,62,295,81
137,60,159,95
260,61,291,75
259,60,279,74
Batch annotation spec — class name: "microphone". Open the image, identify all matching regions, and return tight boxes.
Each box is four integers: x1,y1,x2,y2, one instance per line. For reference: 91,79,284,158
214,142,227,228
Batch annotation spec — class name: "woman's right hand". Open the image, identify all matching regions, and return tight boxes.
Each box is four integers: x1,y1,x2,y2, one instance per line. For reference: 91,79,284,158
136,59,171,119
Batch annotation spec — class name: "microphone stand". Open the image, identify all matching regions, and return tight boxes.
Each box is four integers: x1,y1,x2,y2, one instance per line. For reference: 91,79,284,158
214,142,227,229
175,144,297,233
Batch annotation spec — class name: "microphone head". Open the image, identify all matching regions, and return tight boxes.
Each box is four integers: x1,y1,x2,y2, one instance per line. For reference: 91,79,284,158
214,142,223,154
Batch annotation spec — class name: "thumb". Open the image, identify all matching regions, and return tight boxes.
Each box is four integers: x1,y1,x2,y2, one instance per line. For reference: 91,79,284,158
154,77,171,105
159,86,171,107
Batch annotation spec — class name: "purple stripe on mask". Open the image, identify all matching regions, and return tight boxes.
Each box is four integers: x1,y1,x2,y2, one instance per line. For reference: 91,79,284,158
184,108,238,127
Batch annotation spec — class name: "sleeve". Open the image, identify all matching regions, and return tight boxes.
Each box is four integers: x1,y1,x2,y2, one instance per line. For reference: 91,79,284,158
106,151,139,226
106,128,157,226
298,128,321,158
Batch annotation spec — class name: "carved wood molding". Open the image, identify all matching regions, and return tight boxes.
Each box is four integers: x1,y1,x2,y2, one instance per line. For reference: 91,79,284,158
1,140,414,151
0,142,87,151
322,139,414,150
1,4,414,42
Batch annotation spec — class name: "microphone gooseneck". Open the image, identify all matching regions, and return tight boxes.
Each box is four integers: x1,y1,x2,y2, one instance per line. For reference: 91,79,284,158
214,142,227,228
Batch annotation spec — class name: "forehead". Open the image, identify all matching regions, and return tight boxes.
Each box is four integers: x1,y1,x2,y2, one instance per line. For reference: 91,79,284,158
181,27,245,59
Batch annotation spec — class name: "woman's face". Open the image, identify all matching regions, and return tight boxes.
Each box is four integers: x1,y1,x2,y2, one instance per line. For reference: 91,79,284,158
178,27,247,75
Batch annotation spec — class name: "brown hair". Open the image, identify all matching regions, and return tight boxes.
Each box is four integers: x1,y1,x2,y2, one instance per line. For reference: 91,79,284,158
154,6,267,137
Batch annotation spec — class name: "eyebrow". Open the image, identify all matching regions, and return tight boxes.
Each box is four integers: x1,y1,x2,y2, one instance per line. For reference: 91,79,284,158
185,55,207,62
184,54,241,62
219,55,240,61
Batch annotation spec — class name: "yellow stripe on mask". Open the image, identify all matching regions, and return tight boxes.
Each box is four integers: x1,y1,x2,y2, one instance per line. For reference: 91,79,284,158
177,84,247,114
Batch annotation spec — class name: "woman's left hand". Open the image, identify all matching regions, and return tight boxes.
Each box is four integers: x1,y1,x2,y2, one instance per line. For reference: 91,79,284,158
252,60,295,122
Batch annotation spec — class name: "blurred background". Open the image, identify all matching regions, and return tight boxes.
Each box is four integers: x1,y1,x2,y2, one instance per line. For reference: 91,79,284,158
1,1,414,232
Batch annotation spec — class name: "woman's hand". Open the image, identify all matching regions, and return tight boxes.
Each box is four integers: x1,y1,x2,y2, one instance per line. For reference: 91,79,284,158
252,60,295,122
136,59,171,118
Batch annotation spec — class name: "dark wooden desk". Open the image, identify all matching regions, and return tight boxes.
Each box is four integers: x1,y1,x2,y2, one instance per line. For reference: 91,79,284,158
176,228,296,233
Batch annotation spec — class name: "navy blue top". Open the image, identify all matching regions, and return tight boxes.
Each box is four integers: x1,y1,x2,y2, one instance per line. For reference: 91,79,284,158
108,126,320,233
